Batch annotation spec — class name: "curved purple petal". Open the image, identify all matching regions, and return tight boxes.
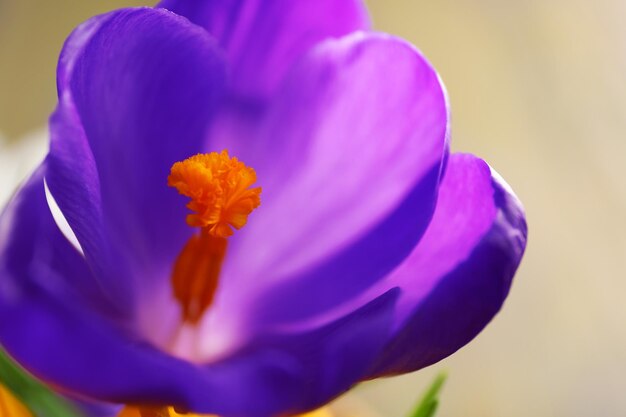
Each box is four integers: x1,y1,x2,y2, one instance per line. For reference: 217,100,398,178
45,8,228,312
200,288,398,416
0,169,398,416
67,397,120,417
365,153,527,377
0,166,118,322
157,0,370,99
218,33,449,326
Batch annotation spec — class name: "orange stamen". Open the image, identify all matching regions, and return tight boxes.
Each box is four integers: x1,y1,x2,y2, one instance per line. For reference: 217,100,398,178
168,151,261,323
168,150,261,238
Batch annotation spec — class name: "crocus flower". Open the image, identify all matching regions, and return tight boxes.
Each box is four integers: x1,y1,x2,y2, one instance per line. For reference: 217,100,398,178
0,1,527,417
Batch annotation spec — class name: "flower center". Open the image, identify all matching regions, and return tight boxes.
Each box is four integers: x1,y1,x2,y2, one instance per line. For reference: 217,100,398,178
168,150,261,323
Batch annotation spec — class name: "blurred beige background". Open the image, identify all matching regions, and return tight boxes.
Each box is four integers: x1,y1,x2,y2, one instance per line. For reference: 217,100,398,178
1,1,625,417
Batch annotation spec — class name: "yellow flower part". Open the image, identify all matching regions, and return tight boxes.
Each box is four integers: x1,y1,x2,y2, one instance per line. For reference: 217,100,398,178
0,384,34,417
300,407,334,417
168,150,262,238
118,405,214,417
118,406,333,417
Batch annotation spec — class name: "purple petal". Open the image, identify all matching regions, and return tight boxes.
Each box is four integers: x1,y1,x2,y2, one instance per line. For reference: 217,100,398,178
45,8,227,312
157,0,370,99
0,170,398,416
366,153,527,377
0,165,118,321
199,288,398,416
219,33,449,326
64,396,120,417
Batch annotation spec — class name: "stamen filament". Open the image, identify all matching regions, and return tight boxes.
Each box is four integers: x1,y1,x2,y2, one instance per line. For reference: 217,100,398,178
171,232,226,324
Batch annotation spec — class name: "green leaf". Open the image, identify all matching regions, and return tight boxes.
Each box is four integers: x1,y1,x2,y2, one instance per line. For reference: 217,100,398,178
0,347,83,417
409,372,447,417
